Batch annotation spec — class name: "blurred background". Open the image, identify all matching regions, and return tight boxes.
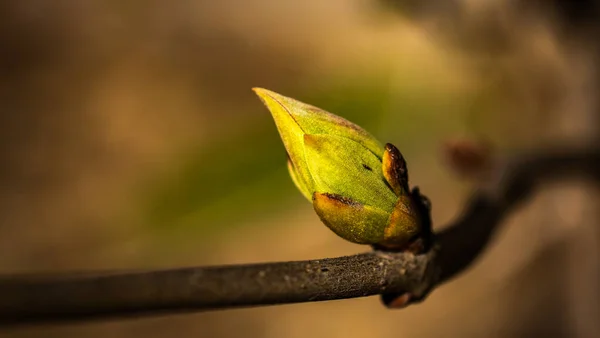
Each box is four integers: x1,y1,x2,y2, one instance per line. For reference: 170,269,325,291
1,0,599,337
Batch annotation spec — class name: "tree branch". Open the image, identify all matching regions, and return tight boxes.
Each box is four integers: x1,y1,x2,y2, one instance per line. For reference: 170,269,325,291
0,145,598,326
438,145,600,282
0,249,439,326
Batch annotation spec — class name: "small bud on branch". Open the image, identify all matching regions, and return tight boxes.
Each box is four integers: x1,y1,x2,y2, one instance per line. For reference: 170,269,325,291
253,88,425,249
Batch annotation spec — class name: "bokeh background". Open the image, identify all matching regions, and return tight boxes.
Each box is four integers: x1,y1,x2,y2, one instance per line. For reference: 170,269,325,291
1,0,599,337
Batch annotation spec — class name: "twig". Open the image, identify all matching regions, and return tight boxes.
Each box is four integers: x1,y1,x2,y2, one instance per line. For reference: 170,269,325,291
438,145,600,282
0,249,438,326
0,145,599,326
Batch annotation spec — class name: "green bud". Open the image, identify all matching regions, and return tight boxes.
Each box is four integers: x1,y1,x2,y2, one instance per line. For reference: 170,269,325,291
253,88,421,248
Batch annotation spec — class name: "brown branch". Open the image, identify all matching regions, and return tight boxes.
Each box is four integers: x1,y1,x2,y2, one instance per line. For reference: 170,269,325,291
0,145,599,326
438,145,600,282
0,249,439,326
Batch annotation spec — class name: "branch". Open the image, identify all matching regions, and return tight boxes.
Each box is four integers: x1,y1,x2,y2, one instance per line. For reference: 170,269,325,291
0,145,599,326
0,249,438,326
438,144,600,282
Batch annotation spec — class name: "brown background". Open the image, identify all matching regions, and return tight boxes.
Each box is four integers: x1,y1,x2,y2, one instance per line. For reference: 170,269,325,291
1,1,599,337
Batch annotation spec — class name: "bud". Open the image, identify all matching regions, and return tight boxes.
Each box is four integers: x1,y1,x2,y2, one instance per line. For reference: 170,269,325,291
253,88,421,248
